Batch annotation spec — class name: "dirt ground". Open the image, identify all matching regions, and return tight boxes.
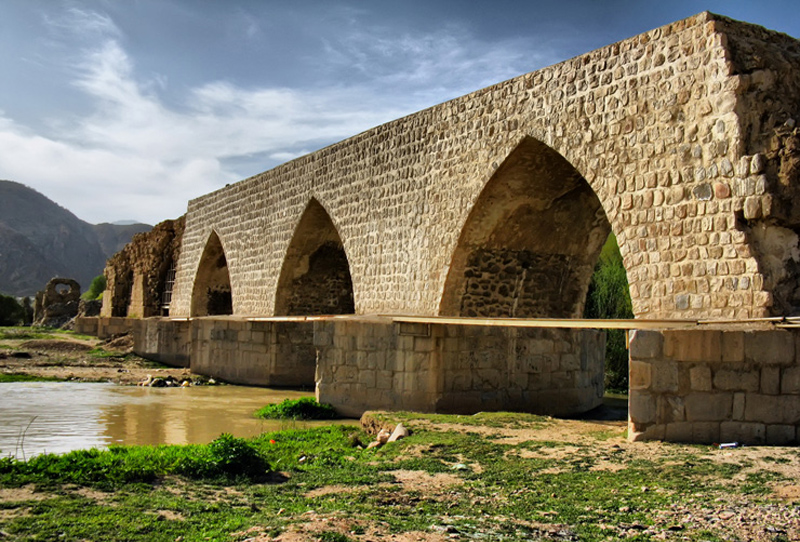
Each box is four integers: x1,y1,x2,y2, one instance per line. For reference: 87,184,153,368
2,331,800,541
0,333,191,385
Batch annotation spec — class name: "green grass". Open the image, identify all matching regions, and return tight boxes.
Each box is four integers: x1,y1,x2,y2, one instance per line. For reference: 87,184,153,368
255,398,339,420
0,414,790,541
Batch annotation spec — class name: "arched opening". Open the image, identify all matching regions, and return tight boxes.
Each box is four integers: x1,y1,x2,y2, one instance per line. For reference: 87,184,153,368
191,231,233,317
440,136,612,318
275,199,355,316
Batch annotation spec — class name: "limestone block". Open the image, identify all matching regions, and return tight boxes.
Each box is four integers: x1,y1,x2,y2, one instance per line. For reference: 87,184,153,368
665,422,694,442
358,370,376,388
745,331,795,365
761,366,780,395
782,367,800,394
684,392,732,421
629,390,657,424
376,370,393,390
766,424,796,445
720,331,744,362
629,330,663,360
652,361,679,392
690,365,712,391
732,392,745,420
720,421,765,445
413,336,435,352
745,394,800,425
629,360,652,389
658,395,685,422
664,330,721,362
713,369,759,392
692,422,720,443
628,422,665,442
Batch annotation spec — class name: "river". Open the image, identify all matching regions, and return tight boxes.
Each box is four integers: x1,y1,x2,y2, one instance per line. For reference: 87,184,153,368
0,382,351,459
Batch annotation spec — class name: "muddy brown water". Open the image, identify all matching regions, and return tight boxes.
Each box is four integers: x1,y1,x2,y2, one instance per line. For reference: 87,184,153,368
0,383,352,458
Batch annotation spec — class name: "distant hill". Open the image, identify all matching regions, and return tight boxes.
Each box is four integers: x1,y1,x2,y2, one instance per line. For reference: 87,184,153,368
94,222,153,257
0,180,152,297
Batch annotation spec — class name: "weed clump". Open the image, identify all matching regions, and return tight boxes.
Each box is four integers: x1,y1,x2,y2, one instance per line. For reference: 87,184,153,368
255,397,338,420
0,433,270,488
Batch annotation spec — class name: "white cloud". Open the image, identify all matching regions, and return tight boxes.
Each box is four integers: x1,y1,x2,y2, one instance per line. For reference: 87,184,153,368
0,6,556,225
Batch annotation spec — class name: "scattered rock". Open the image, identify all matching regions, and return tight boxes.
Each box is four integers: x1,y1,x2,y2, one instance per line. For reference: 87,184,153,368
388,423,408,442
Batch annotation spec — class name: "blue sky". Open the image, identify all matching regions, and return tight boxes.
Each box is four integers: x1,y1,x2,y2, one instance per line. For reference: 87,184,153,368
1,1,798,225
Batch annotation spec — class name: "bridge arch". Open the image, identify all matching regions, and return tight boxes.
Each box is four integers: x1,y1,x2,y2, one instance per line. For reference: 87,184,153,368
274,198,355,316
440,136,615,318
190,230,233,317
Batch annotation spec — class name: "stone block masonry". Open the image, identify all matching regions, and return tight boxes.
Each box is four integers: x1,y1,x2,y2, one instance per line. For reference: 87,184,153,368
189,318,316,387
126,316,605,419
166,13,800,322
314,318,605,418
629,327,800,445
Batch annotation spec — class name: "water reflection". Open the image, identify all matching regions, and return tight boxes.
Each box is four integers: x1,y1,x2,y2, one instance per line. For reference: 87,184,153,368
0,382,347,458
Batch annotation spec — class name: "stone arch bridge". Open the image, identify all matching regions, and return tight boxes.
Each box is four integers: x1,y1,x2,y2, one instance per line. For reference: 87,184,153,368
90,12,800,445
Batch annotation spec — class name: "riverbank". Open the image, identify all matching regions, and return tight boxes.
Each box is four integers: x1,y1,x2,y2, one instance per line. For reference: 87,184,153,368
1,411,799,541
0,327,191,385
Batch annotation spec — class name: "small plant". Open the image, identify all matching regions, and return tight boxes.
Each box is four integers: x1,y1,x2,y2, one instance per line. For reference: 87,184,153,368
255,397,338,420
81,275,107,301
205,433,270,477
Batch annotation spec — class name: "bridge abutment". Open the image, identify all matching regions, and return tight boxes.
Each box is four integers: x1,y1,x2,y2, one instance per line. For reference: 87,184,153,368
629,326,800,445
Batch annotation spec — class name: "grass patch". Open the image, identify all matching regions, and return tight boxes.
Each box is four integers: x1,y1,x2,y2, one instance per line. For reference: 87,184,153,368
0,413,792,541
255,398,339,420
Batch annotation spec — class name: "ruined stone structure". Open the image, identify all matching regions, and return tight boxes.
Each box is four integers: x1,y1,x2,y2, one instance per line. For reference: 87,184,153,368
34,277,81,328
102,217,184,319
89,13,800,444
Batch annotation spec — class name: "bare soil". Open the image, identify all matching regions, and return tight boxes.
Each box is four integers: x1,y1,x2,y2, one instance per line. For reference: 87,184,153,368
0,333,190,385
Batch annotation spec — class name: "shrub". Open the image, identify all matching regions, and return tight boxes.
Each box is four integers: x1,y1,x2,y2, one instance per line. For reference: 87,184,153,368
206,433,270,477
81,275,107,301
0,294,25,326
255,397,338,420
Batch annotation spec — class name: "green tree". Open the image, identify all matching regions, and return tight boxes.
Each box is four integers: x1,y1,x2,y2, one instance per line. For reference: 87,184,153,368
0,294,25,326
584,233,634,391
82,275,107,301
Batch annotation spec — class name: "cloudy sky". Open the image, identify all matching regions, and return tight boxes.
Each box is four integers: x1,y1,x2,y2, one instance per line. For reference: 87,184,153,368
1,0,799,225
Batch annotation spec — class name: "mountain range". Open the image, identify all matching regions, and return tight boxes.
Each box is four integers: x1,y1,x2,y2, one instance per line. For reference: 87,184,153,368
0,180,151,297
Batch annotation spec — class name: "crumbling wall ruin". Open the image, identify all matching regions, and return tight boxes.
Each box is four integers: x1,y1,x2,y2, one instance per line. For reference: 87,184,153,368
33,277,81,327
101,216,185,318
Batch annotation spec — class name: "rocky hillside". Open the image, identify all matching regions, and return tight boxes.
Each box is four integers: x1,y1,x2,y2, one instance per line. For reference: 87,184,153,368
0,180,151,297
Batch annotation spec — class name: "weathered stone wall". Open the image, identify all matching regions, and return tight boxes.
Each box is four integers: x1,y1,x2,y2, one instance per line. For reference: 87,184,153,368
101,217,185,318
189,318,316,387
74,316,137,339
315,319,605,418
629,327,800,444
131,318,192,368
168,13,800,321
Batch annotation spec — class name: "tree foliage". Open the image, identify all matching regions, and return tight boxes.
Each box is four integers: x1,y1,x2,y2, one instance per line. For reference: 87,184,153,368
81,275,107,301
0,294,25,326
584,233,634,392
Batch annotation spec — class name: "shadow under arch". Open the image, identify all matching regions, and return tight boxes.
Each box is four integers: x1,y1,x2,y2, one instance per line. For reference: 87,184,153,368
274,198,355,316
440,136,613,318
191,230,233,317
